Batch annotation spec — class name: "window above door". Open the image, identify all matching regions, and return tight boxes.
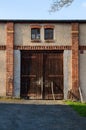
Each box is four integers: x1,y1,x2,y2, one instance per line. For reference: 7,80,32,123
30,24,41,42
44,25,54,42
31,28,40,40
30,24,55,43
44,28,54,40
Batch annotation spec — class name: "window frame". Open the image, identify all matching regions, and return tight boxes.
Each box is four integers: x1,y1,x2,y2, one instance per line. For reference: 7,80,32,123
44,28,54,40
31,28,40,41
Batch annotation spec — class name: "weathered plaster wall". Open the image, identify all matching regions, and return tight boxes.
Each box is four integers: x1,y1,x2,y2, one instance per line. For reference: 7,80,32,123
14,23,71,46
0,51,6,96
14,24,31,46
80,24,86,45
80,51,86,101
55,24,71,45
14,50,20,97
0,23,6,45
64,50,72,100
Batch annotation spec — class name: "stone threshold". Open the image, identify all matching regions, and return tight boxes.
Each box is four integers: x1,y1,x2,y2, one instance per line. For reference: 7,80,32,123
0,98,65,105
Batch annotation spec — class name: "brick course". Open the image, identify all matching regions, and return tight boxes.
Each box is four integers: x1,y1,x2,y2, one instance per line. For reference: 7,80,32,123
71,23,80,100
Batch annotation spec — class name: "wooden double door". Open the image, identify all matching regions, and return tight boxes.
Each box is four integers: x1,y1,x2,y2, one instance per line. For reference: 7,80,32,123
21,51,63,99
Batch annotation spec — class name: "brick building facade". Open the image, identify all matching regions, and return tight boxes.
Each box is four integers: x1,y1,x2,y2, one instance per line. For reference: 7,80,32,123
0,20,86,101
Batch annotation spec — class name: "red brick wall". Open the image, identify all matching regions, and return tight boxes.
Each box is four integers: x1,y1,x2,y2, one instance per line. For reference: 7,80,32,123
6,22,14,96
71,23,80,100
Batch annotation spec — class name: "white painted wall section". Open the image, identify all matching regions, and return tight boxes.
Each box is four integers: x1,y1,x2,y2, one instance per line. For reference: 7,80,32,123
80,51,86,101
64,50,72,100
14,50,21,98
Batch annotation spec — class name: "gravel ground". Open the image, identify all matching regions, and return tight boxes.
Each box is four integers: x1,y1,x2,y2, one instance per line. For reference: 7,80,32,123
0,100,86,130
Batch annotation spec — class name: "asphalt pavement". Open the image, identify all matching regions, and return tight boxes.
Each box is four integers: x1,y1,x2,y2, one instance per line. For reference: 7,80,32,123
0,100,86,130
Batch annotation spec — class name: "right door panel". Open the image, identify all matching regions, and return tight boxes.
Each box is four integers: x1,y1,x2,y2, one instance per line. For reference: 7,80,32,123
44,52,63,99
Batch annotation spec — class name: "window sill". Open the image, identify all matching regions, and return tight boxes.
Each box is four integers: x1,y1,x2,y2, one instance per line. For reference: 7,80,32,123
44,40,55,43
31,40,41,43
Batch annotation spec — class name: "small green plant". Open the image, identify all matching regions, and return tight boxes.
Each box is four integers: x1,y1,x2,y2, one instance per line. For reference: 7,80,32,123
65,100,86,117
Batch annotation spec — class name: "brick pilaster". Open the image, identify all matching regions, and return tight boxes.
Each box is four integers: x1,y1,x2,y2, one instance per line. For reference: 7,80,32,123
6,22,14,96
71,23,80,100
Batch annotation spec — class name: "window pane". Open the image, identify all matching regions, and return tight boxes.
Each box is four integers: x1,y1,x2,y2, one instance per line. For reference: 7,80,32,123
31,28,40,40
32,34,35,39
44,28,53,40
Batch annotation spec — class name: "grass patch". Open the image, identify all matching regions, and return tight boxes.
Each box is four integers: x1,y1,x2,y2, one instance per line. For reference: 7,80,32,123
65,101,86,117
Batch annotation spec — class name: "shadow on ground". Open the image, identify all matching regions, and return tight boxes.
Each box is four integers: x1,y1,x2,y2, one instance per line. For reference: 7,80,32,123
0,103,86,130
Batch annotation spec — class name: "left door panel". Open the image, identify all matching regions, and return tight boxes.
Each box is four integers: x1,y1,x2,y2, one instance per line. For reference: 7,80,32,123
21,51,43,99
